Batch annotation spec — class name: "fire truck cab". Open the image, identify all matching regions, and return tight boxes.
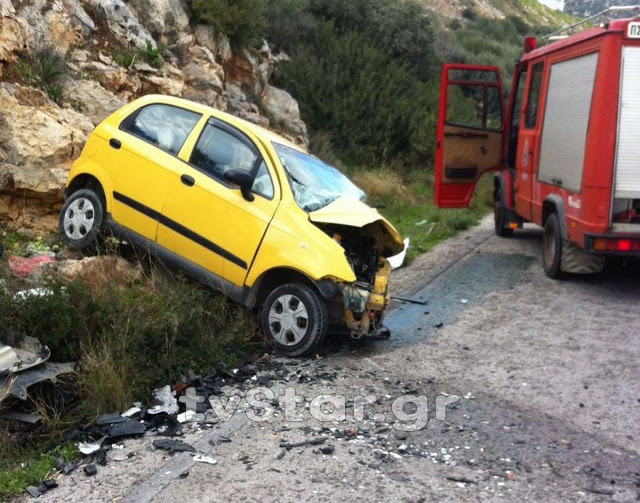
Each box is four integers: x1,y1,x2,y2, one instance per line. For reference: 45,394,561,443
434,8,640,278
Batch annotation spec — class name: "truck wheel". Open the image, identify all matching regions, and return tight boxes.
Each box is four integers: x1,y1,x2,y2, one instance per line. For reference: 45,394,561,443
494,190,513,237
543,212,564,279
261,283,328,357
59,188,105,250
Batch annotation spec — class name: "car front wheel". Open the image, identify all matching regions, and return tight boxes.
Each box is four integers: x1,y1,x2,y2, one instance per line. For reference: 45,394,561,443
59,188,105,250
261,283,328,357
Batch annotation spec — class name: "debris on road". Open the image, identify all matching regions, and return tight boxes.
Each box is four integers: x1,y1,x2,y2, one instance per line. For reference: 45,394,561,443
390,295,428,305
153,439,196,453
83,464,97,476
148,385,179,415
193,454,217,465
280,438,326,450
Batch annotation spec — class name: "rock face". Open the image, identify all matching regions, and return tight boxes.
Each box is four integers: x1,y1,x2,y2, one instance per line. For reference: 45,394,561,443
0,84,94,233
0,0,309,234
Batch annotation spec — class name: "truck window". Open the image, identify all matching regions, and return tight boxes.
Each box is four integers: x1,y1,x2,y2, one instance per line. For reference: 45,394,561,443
524,62,544,129
446,82,502,131
507,68,527,169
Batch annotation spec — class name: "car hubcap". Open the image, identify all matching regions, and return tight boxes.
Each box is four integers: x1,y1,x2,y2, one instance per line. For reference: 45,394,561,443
268,294,309,346
63,198,95,240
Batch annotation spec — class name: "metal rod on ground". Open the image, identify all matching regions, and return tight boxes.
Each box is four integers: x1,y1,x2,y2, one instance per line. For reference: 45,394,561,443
390,296,428,306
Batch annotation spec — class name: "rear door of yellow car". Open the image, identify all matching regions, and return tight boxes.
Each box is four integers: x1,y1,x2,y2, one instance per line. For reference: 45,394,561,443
101,104,202,241
157,117,281,286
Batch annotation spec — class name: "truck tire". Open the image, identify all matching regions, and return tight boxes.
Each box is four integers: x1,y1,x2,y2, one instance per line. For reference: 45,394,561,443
494,189,513,237
542,212,564,279
261,283,328,357
59,188,105,250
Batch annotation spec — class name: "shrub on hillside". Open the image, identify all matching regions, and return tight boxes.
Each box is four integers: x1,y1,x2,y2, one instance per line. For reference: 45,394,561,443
190,0,265,45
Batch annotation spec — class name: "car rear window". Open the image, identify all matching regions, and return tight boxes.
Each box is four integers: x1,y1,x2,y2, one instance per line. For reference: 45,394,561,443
121,104,201,156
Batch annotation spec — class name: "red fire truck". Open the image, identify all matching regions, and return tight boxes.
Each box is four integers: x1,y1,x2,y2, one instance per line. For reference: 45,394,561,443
434,6,640,278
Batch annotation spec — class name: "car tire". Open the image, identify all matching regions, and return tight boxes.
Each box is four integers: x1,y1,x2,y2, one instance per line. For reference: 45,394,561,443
261,283,328,357
542,212,564,279
494,190,513,237
59,188,105,250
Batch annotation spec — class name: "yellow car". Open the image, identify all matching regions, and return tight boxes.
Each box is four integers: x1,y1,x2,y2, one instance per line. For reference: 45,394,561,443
59,95,403,356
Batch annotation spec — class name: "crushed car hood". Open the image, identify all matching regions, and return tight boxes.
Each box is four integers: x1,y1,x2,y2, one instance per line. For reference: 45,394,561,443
309,197,404,256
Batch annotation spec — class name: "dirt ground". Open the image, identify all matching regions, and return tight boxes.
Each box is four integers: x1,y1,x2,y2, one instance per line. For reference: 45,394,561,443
20,216,640,502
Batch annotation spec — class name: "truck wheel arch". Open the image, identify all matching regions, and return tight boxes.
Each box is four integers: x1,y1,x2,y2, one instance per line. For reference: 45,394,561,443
542,195,568,240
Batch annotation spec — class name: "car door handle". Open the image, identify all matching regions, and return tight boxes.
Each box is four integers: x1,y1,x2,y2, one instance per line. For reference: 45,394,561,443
180,174,195,187
109,138,121,149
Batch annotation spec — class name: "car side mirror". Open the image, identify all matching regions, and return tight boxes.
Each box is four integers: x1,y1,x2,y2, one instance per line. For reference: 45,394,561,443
224,168,255,202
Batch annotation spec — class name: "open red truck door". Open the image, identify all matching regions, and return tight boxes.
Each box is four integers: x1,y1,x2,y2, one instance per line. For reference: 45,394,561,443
434,64,505,208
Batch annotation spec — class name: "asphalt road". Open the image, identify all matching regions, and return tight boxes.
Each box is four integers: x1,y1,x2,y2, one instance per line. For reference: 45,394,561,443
29,218,640,503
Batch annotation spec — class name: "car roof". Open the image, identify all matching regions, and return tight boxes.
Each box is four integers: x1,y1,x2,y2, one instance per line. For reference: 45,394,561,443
131,94,306,154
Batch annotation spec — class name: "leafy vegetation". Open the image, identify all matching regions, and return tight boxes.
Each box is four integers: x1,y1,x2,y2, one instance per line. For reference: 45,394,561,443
139,40,164,68
111,46,136,68
190,0,266,45
11,47,67,102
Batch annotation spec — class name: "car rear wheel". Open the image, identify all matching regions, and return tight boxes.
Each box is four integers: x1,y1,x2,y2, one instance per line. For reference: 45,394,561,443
261,283,328,357
543,212,564,279
59,188,105,250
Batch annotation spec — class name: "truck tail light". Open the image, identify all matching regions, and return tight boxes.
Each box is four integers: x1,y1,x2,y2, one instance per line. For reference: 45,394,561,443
524,37,537,53
592,238,640,252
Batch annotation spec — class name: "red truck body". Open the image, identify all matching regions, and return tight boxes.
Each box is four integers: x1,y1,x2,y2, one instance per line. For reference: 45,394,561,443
434,14,640,277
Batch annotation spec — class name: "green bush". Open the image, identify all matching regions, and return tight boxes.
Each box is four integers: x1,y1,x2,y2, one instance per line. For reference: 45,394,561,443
265,0,440,166
190,0,265,45
111,46,136,68
0,275,258,413
11,47,67,102
139,40,164,68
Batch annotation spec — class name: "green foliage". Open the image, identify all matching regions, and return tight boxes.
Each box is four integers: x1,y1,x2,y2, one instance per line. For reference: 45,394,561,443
11,48,66,103
266,0,439,166
190,0,265,45
111,47,136,68
0,275,258,413
139,40,164,68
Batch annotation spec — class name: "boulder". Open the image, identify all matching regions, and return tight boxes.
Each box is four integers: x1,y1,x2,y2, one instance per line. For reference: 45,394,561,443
61,78,125,125
128,0,190,44
0,84,94,232
15,0,88,55
86,0,155,50
36,256,143,291
140,75,184,97
0,3,29,64
260,85,308,141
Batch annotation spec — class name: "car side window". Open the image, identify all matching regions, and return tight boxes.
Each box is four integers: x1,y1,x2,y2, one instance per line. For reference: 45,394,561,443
191,124,273,199
251,161,274,199
122,104,201,155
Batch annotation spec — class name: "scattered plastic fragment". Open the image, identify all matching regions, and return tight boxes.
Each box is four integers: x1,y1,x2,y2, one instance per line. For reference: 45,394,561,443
109,419,146,438
193,454,217,465
8,254,55,277
78,438,105,455
83,464,97,476
153,438,196,453
121,406,142,418
148,385,179,415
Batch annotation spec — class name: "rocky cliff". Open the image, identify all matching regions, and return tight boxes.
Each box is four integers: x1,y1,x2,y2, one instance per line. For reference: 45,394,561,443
0,0,307,234
564,0,639,17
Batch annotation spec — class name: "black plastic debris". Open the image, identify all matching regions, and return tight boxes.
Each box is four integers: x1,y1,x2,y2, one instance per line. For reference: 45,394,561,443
152,438,196,453
109,419,146,438
26,486,42,498
96,412,127,426
148,412,180,436
319,444,335,455
179,471,189,479
435,322,444,329
84,464,97,476
280,438,326,450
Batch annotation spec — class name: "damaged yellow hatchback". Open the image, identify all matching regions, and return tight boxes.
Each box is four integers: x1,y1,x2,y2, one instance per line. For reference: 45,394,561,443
59,95,403,356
